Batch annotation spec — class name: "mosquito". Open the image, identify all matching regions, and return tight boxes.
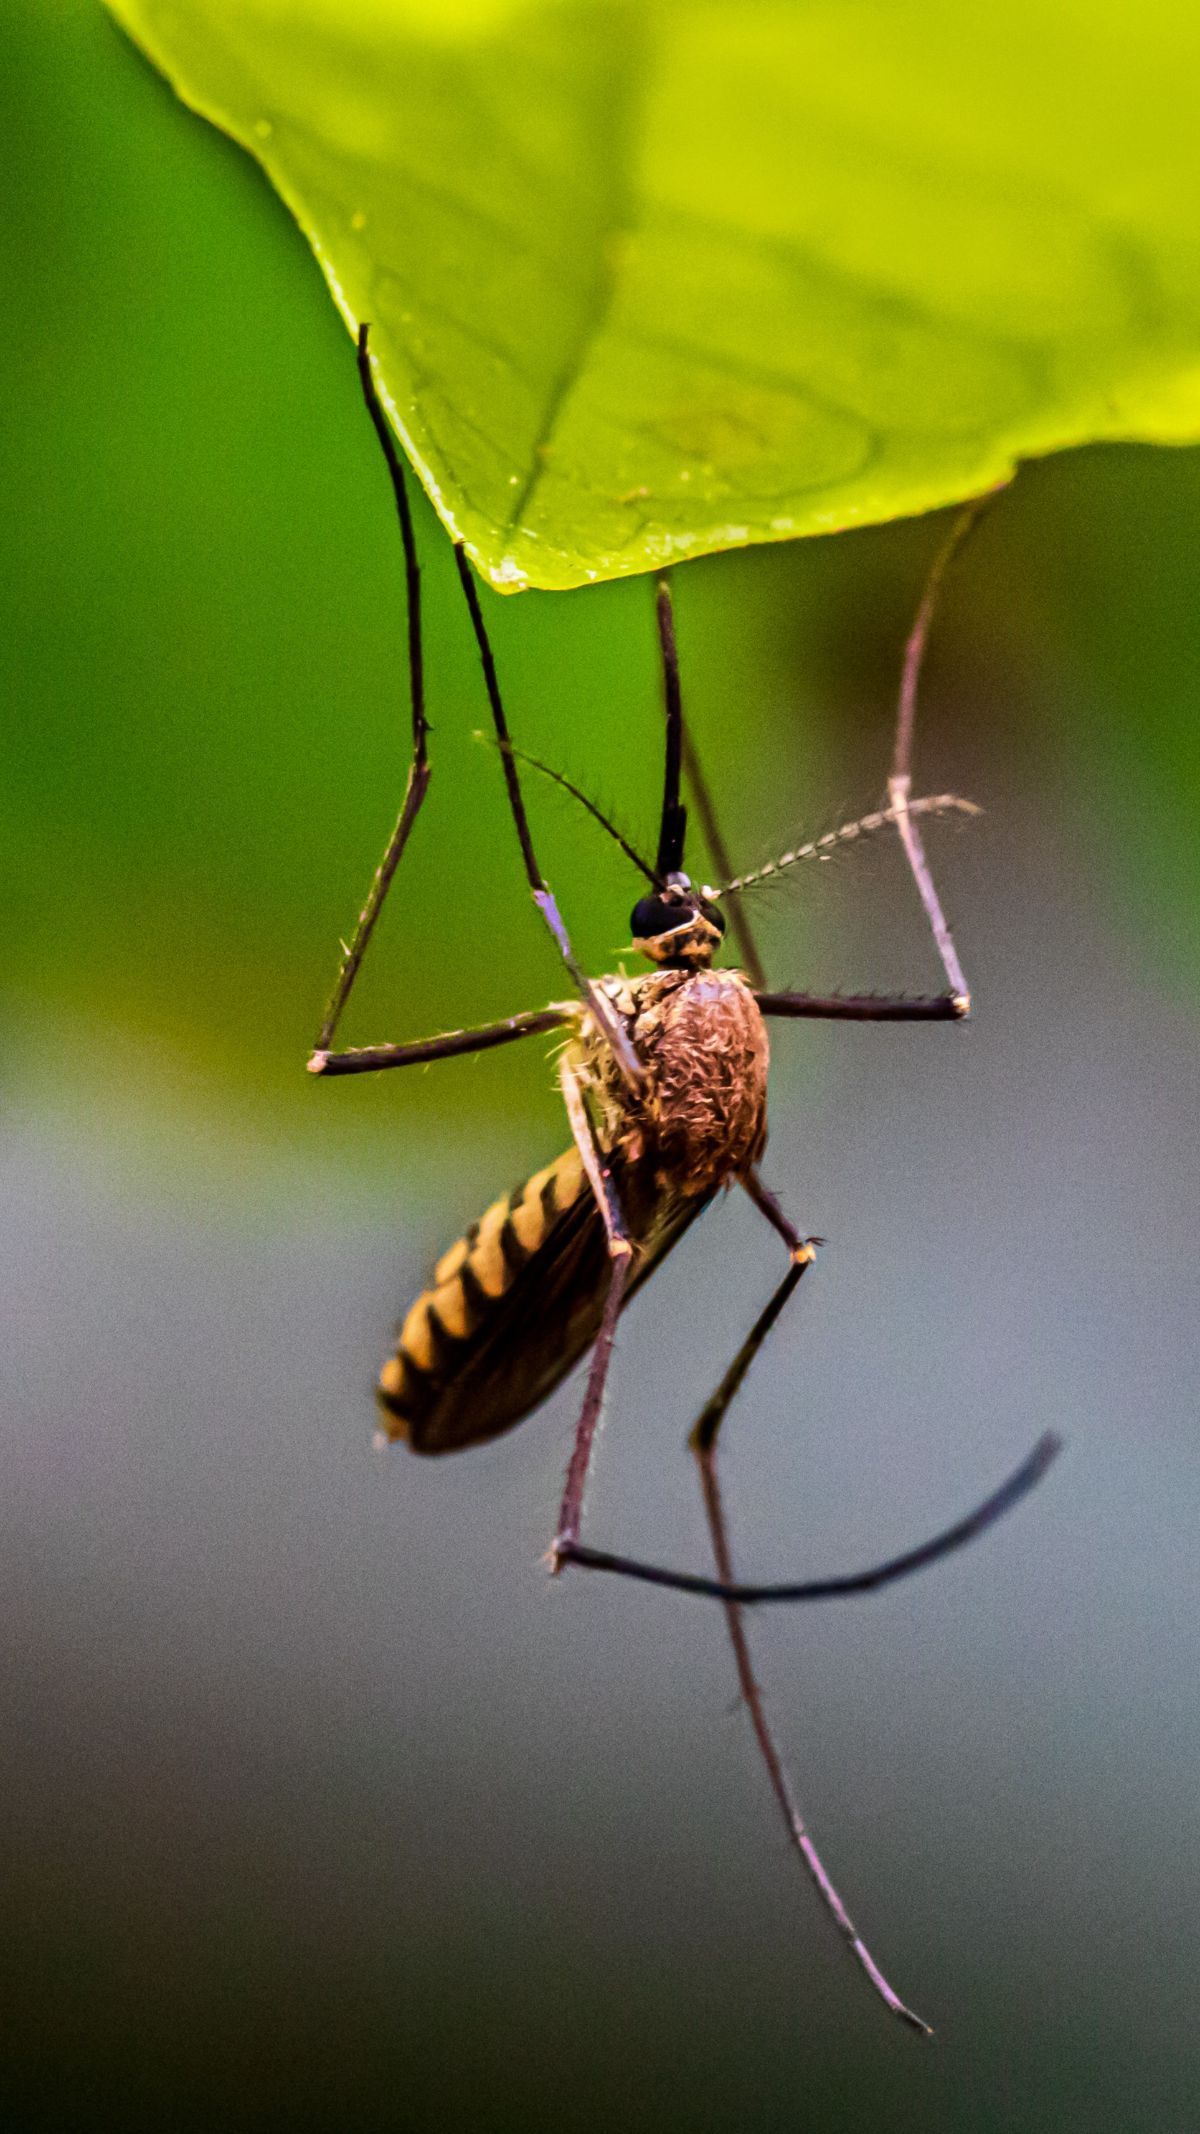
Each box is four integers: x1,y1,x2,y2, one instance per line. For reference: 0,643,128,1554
308,324,1060,2036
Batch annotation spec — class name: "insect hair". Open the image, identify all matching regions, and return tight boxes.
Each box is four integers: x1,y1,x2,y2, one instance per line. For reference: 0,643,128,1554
720,794,981,897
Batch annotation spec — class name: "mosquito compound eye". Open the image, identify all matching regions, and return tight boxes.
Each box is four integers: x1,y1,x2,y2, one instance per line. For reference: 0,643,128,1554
702,900,726,936
630,895,684,938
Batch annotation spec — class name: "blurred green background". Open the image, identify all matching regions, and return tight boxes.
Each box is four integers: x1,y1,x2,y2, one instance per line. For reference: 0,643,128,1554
3,4,1200,2129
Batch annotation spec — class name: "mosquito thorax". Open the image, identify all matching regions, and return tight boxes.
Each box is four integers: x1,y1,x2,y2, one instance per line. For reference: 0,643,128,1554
630,872,725,968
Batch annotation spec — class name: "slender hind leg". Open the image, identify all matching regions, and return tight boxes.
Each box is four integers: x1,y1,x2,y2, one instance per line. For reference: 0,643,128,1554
316,324,430,1053
693,1172,931,2034
693,1163,1053,2033
560,1167,932,2030
550,1156,1058,2028
555,1150,1058,1607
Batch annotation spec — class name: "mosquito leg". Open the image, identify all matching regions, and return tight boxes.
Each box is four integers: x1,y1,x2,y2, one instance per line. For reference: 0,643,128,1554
557,1157,932,2030
555,1172,817,1590
316,324,430,1053
655,572,769,989
740,1165,817,1256
756,990,968,1022
557,1166,1060,1601
561,1433,1062,1602
693,1406,932,2034
888,496,997,1012
308,1005,570,1077
549,1057,635,1566
687,1170,929,2032
455,548,642,1091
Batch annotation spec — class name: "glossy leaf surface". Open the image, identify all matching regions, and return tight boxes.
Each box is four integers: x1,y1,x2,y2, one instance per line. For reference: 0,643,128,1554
105,0,1200,588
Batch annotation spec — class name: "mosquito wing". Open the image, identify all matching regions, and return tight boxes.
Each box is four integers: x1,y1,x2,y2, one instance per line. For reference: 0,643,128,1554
378,1145,709,1454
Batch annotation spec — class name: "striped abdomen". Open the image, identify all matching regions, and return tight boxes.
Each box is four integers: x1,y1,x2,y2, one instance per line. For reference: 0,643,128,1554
378,1145,704,1455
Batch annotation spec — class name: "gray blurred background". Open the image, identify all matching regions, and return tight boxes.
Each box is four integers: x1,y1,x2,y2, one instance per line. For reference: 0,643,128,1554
3,5,1199,2128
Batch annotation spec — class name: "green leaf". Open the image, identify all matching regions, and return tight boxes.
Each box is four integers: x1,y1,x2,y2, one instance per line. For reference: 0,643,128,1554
105,0,1200,589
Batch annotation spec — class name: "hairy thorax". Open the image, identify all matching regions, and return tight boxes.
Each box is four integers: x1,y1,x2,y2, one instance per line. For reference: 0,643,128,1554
574,968,770,1195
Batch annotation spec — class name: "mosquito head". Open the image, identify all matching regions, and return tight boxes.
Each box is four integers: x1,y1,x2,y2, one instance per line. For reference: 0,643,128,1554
630,873,725,969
